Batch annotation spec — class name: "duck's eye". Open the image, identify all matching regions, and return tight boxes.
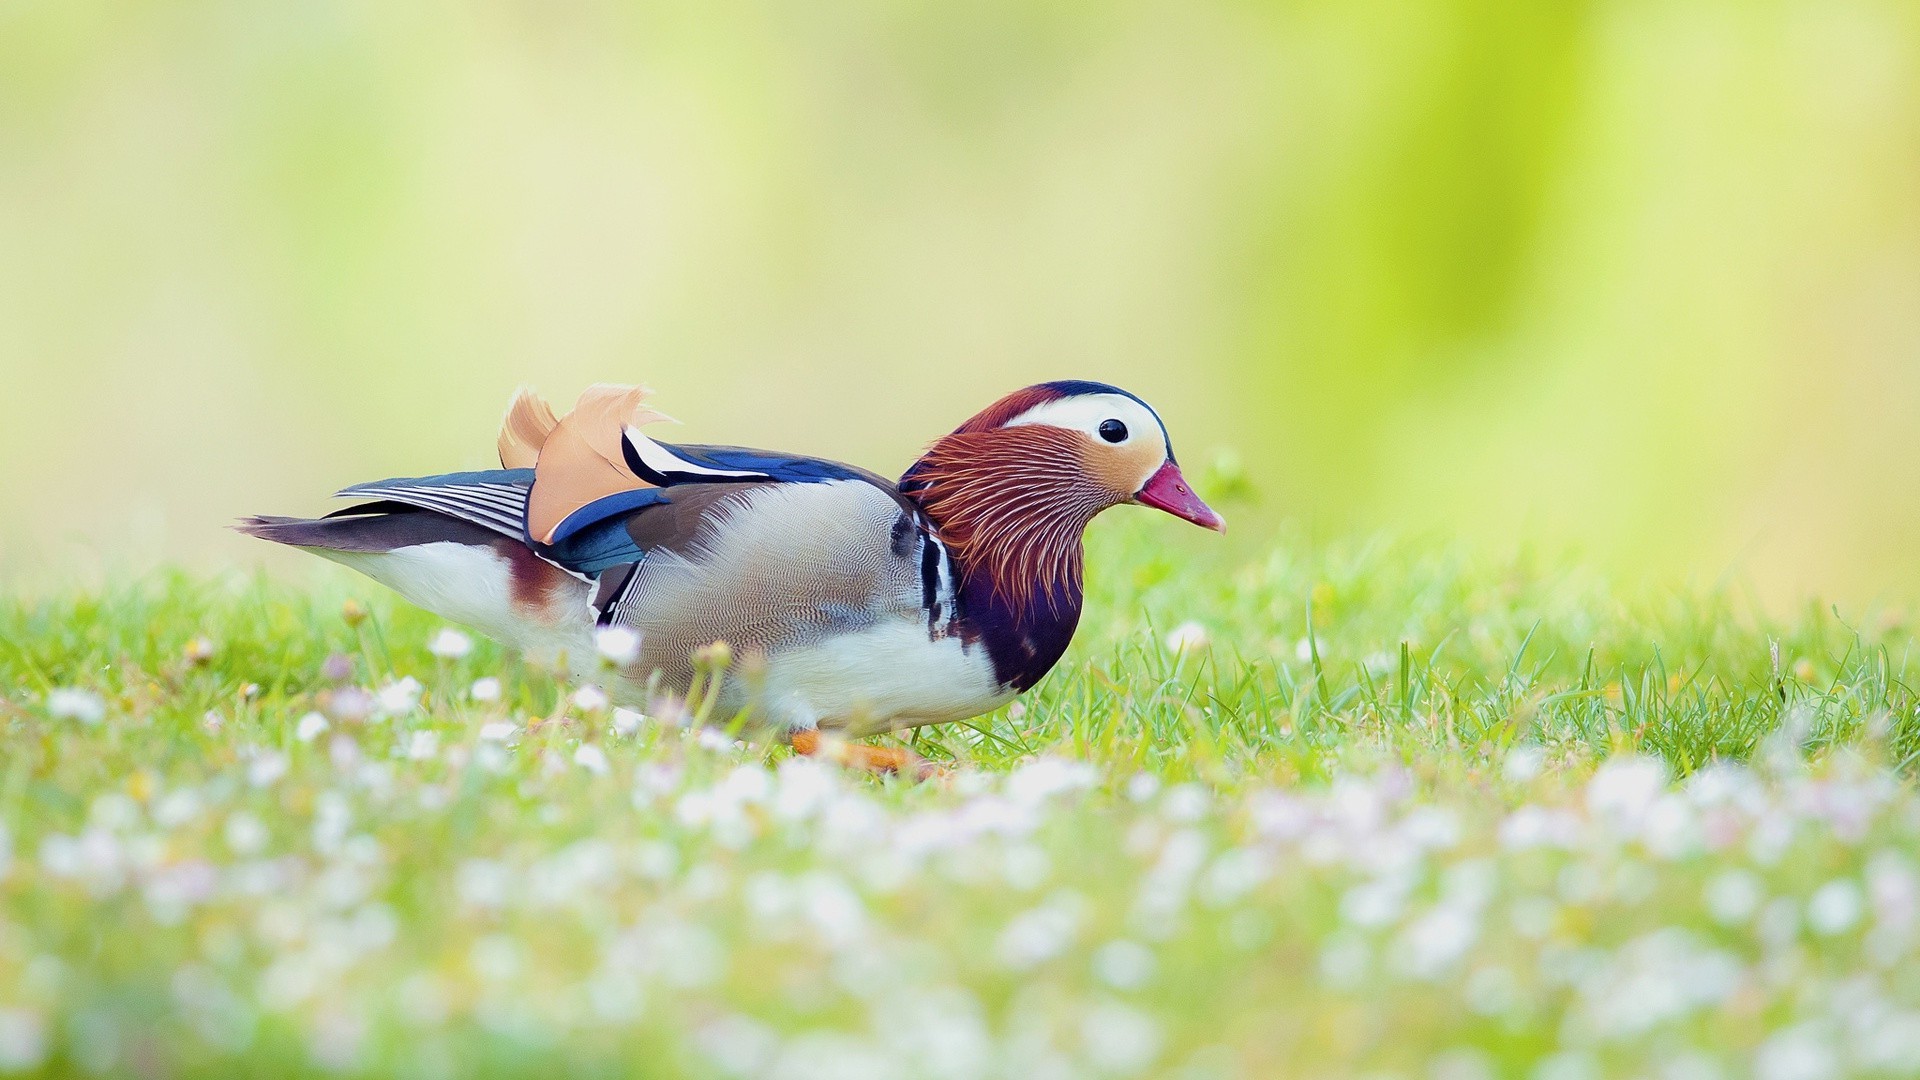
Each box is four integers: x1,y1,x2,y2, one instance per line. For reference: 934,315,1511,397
1098,419,1128,443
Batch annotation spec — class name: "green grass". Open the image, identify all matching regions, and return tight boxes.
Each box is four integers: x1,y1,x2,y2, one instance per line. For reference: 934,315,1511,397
3,521,1919,1077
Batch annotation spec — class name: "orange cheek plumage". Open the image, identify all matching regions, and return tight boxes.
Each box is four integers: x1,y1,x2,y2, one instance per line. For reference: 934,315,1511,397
1085,437,1163,499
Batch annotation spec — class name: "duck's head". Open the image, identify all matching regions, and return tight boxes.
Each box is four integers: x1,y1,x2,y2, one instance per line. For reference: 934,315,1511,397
990,381,1224,532
902,381,1223,604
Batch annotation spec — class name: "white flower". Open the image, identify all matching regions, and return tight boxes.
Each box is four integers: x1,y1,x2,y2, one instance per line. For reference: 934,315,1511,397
456,860,512,908
247,751,289,788
1755,1023,1839,1080
1808,879,1863,935
695,1015,779,1079
574,744,610,776
295,712,329,742
478,722,517,742
1124,774,1161,803
406,731,439,761
1393,905,1479,979
612,708,646,736
374,677,423,718
1160,783,1210,823
427,628,473,659
46,688,105,724
469,677,502,703
1318,935,1370,988
996,894,1086,970
1503,745,1546,783
1431,1048,1496,1080
1586,755,1669,830
1867,853,1920,934
1705,870,1764,926
1092,940,1156,990
696,728,742,752
224,813,268,856
571,685,610,713
595,625,643,666
1080,1002,1162,1074
1534,1052,1601,1080
1164,621,1210,655
1498,806,1577,851
0,1008,48,1071
1006,758,1098,804
152,789,202,828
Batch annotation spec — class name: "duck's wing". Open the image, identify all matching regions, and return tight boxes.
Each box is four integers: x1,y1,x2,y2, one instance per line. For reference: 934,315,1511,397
330,469,535,540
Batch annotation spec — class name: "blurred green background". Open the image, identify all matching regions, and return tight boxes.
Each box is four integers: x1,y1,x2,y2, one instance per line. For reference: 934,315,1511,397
1,0,1916,602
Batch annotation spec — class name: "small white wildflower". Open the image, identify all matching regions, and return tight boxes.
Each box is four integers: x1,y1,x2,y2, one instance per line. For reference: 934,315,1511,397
571,685,610,713
469,935,523,983
469,677,502,703
183,636,218,664
1002,845,1051,891
1867,853,1920,933
375,677,422,717
90,792,140,831
478,721,517,742
1006,758,1098,804
406,731,439,761
1160,783,1210,823
1125,774,1161,803
1587,755,1669,829
1808,879,1863,936
1705,870,1764,926
696,1016,779,1079
1432,1048,1496,1080
1503,745,1546,783
295,712,329,742
574,744,610,776
427,628,472,659
46,688,105,725
996,895,1085,969
0,1008,48,1071
595,625,643,666
246,751,289,788
1164,621,1210,655
696,728,739,752
1534,1051,1601,1080
1080,1002,1162,1075
1394,905,1480,978
1754,1023,1839,1080
456,860,512,909
612,708,646,736
1092,940,1156,990
152,789,201,828
1318,935,1370,988
224,813,268,856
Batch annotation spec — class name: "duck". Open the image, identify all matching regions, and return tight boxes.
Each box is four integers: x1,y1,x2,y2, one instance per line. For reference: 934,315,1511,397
241,380,1223,771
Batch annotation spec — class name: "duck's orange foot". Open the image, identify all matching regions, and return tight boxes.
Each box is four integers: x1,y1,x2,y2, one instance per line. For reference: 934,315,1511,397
789,729,942,780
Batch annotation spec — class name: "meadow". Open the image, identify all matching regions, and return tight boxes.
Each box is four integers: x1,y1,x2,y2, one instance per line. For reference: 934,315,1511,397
3,519,1918,1078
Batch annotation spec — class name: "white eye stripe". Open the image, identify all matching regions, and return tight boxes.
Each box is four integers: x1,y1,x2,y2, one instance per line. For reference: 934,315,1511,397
1002,393,1168,449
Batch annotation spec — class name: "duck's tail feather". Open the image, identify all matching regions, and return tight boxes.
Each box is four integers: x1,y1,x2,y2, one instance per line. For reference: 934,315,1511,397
235,508,505,553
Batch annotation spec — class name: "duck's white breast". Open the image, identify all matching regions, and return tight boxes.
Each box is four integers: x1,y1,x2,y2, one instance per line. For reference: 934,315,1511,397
760,618,1012,736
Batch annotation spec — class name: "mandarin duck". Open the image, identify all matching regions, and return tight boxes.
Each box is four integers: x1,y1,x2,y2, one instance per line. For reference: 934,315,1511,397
243,381,1223,770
